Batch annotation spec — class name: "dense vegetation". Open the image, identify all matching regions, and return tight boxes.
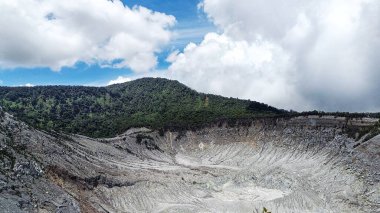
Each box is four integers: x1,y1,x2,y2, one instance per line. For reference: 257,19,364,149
0,78,284,137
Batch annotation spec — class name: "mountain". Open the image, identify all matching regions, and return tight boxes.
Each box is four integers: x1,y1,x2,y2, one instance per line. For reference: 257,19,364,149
0,78,284,138
0,79,379,212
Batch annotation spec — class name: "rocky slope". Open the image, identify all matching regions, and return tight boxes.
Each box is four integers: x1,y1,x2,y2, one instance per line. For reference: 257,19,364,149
0,110,379,213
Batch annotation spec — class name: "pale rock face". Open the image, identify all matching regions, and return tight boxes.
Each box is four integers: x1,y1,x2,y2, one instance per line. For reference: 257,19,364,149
0,110,379,213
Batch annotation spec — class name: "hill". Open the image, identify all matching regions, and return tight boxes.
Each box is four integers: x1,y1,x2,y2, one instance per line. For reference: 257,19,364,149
0,78,284,137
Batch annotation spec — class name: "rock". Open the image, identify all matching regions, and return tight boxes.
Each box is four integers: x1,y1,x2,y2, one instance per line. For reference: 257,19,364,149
0,112,379,212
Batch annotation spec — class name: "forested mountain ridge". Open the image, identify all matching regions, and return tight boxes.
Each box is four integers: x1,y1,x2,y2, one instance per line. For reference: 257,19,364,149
0,78,284,137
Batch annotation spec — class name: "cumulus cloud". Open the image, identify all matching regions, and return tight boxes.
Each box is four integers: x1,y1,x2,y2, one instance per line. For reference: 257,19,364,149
0,0,175,72
107,76,132,85
168,33,308,109
24,83,35,87
16,83,35,87
168,0,380,112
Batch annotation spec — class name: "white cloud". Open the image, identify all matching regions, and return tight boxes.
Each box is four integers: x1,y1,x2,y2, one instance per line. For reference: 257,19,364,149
107,76,132,85
0,0,175,72
167,0,380,112
168,33,308,110
20,83,35,87
25,83,34,87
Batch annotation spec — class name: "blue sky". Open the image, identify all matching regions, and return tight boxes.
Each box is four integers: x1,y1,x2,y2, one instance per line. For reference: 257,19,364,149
0,0,214,86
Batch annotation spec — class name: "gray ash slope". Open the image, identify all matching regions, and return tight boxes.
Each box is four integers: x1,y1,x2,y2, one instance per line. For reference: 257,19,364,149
0,108,379,213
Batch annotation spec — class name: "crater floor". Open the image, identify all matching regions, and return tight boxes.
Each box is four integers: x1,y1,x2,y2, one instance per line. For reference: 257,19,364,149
0,115,379,213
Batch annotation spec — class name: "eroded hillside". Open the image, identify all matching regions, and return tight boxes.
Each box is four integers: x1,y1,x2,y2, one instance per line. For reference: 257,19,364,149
0,109,379,213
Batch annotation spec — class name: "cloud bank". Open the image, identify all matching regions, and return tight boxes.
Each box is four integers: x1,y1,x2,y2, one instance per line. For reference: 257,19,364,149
107,76,132,86
167,0,380,112
0,0,175,72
